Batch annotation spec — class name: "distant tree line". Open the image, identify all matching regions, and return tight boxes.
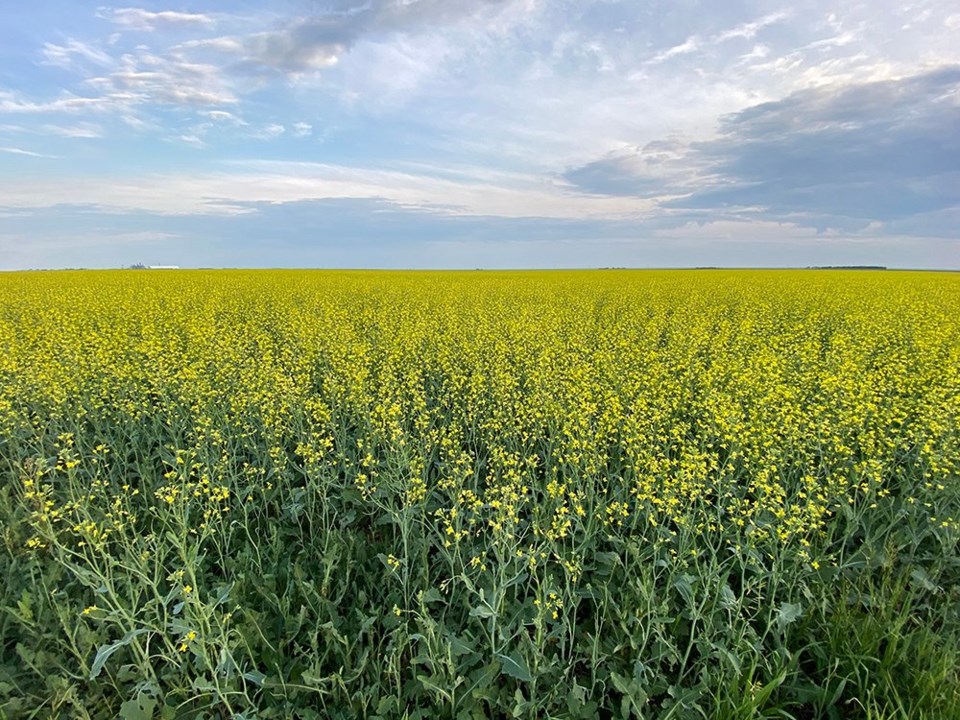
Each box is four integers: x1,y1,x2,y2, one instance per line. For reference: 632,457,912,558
808,265,887,270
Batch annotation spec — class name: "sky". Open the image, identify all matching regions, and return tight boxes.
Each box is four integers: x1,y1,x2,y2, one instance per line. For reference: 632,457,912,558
1,1,958,270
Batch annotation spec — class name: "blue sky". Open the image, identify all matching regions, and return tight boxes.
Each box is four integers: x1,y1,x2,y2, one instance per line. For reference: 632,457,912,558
1,0,958,269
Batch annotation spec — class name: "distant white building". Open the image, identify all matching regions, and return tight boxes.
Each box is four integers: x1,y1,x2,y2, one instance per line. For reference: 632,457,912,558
148,265,180,269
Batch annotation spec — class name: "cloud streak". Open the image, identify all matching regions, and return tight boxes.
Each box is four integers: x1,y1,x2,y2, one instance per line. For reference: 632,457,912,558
99,7,216,32
649,11,791,64
1,147,61,158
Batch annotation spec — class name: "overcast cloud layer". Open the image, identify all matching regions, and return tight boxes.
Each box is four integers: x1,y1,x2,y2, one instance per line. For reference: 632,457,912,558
1,0,958,269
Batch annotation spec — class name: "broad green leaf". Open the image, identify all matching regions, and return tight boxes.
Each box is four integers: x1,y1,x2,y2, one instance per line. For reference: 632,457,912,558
776,602,803,629
119,694,157,720
469,604,496,619
448,634,476,657
497,652,533,683
89,629,149,680
420,588,443,603
910,567,938,593
673,574,696,606
16,591,33,623
720,584,737,609
243,670,267,686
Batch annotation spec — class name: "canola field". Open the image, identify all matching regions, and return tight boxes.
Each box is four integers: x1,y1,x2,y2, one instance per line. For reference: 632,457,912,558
1,269,959,719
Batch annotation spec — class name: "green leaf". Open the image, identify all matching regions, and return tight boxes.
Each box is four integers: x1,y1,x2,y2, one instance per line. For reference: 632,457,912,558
120,693,157,720
377,696,399,715
90,629,149,680
610,670,648,716
594,551,620,568
448,634,476,657
16,591,33,623
776,602,803,629
673,574,696,607
749,667,787,707
191,677,217,692
421,588,443,604
910,567,938,593
720,583,737,609
469,604,496,619
504,571,529,589
243,670,266,686
16,643,35,666
213,582,234,606
497,652,533,683
417,674,453,702
566,682,586,715
467,662,500,698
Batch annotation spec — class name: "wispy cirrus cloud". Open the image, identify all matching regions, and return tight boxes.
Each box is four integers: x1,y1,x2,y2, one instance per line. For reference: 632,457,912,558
97,7,216,32
201,110,246,125
3,42,235,118
291,121,312,138
86,53,238,107
648,10,791,64
41,39,114,70
0,88,143,114
250,123,286,140
41,122,104,138
1,146,61,158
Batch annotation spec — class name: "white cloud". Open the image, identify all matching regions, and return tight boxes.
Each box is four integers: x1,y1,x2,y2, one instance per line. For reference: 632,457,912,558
648,11,790,65
89,51,238,106
650,37,700,64
0,56,234,117
176,133,207,147
738,44,771,64
42,123,104,138
251,123,286,139
41,40,115,70
0,147,62,158
100,8,215,32
202,110,247,125
715,11,791,43
119,113,151,130
0,89,136,114
5,39,236,120
292,121,313,137
178,36,245,53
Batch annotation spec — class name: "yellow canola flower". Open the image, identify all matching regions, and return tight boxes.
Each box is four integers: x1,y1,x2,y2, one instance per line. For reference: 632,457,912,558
179,630,198,653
